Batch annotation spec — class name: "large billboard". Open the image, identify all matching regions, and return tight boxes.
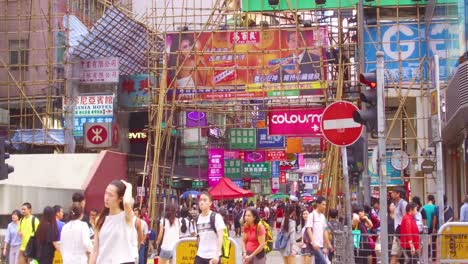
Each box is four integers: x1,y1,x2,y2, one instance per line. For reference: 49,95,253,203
363,21,459,83
166,28,328,99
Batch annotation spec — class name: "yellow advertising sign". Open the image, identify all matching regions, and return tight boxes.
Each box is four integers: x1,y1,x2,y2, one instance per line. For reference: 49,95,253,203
430,90,438,115
175,239,237,264
439,223,468,261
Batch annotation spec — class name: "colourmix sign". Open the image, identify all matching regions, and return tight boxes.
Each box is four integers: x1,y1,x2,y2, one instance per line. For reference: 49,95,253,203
268,108,324,136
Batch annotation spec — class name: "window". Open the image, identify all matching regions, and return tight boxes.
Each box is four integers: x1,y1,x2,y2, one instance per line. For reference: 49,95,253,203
9,40,28,70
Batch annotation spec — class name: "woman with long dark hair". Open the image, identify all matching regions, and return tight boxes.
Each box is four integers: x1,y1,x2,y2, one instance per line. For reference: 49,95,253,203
2,210,22,264
280,204,297,264
156,204,179,263
89,180,136,264
179,207,194,238
60,205,93,263
241,207,267,264
35,206,59,264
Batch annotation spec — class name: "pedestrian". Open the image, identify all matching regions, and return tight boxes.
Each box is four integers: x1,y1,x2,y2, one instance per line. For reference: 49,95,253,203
134,207,150,264
422,195,436,233
327,209,343,262
156,204,179,264
35,206,60,264
390,187,408,264
299,209,310,263
89,180,137,264
387,202,396,254
241,207,267,264
304,196,330,264
233,202,243,237
60,205,93,264
279,204,297,264
179,207,195,238
460,195,468,221
2,210,22,264
89,208,99,232
411,197,424,233
353,205,374,264
17,202,39,264
400,202,420,264
194,191,226,264
72,192,90,226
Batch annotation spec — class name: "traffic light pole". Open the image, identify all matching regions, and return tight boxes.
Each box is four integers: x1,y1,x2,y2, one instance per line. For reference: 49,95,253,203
376,51,389,264
341,147,356,264
434,55,445,227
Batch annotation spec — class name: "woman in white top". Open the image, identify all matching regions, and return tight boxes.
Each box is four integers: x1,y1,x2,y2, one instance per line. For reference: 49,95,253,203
60,205,93,264
90,180,137,264
179,207,195,238
156,204,180,264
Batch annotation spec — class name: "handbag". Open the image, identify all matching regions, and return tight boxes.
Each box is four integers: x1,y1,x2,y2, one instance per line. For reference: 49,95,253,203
303,212,315,245
24,216,38,258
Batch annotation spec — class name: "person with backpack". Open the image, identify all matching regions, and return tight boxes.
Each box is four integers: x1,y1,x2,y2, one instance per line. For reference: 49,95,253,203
279,204,297,264
241,207,267,263
17,202,39,264
194,191,226,264
179,207,195,238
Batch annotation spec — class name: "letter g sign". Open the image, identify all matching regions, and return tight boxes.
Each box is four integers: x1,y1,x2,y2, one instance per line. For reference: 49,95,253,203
382,24,415,61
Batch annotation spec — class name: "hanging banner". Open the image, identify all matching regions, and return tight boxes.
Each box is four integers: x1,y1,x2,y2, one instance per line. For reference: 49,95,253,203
224,150,241,159
256,128,285,149
243,162,270,179
224,159,243,179
271,177,280,190
279,171,287,184
268,107,324,136
266,150,286,161
80,57,119,83
228,128,256,149
243,151,266,163
271,161,280,177
261,179,272,195
208,149,224,187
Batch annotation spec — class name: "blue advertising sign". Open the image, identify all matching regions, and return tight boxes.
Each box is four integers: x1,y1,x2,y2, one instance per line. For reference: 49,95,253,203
369,151,404,186
363,21,459,82
74,116,113,137
271,161,280,178
118,74,154,108
303,175,319,184
232,179,243,188
256,128,285,149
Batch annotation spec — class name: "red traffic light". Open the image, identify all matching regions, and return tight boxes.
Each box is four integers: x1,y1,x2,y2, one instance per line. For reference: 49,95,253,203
359,71,377,89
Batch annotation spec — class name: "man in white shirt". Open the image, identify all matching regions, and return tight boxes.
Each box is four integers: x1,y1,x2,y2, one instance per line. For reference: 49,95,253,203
305,196,330,264
391,187,408,264
195,192,226,264
134,208,150,264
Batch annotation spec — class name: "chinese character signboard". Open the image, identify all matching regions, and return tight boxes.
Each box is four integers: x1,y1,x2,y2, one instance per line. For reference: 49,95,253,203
224,159,242,179
63,94,114,137
80,57,119,83
208,149,224,187
224,150,241,159
261,178,271,195
266,150,286,161
268,108,324,136
229,128,256,149
271,161,280,177
118,74,154,108
256,128,285,149
279,171,287,184
243,151,266,163
244,162,270,179
191,181,208,189
166,29,328,98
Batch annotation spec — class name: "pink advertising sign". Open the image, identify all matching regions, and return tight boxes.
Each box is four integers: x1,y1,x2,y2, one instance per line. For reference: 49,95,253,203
268,108,324,136
208,149,224,187
224,150,240,159
243,151,266,163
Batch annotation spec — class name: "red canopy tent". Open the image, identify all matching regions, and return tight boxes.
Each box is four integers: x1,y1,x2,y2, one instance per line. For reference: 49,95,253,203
209,177,254,200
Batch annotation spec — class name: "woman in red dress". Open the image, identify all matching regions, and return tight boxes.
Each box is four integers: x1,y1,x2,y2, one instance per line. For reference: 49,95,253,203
275,203,284,230
400,202,420,264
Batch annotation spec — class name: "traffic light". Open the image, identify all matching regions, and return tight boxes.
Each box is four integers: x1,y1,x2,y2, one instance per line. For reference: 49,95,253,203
0,137,14,180
346,137,365,174
353,71,377,134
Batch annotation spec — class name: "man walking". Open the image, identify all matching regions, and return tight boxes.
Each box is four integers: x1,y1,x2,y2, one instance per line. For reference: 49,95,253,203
17,202,39,264
390,187,408,264
305,196,331,264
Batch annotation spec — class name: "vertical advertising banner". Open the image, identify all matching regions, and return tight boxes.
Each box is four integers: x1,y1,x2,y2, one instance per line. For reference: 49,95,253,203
208,149,224,187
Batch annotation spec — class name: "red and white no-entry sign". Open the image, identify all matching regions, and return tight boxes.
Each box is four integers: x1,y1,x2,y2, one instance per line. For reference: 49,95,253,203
321,101,363,147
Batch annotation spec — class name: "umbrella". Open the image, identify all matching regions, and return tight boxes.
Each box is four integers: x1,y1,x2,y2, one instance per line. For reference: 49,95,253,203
269,192,289,200
302,196,315,202
301,192,312,197
180,190,200,199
